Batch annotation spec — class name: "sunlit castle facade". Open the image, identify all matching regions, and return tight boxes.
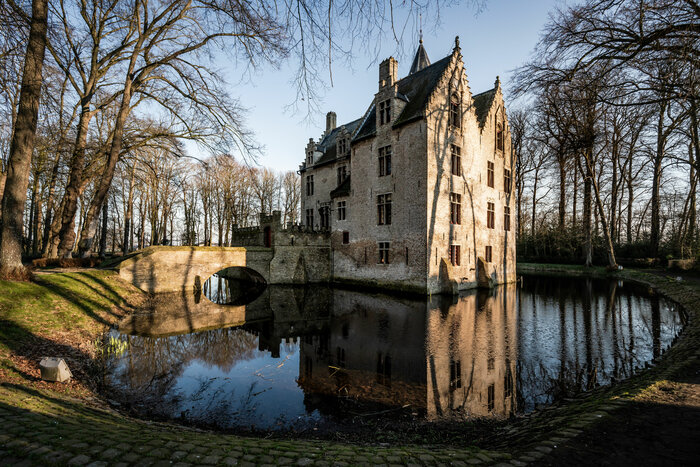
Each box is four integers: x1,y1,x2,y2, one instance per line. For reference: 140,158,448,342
299,37,516,294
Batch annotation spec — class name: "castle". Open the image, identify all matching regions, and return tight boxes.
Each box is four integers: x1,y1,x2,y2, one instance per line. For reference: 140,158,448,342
299,38,516,294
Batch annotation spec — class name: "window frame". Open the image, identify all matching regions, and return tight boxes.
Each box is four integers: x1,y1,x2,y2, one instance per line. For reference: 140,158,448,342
504,168,512,194
449,244,461,266
487,202,495,229
485,245,493,262
378,241,391,264
450,192,462,225
504,206,511,232
379,99,392,125
450,92,461,129
377,193,392,225
378,145,392,177
487,161,494,188
451,144,462,176
306,174,314,195
496,122,504,152
337,200,346,221
305,208,314,227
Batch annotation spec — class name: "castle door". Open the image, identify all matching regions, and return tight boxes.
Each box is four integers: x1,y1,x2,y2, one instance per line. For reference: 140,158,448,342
264,226,272,247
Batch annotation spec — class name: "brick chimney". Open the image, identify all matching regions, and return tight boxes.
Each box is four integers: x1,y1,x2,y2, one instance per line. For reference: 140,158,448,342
379,57,398,89
326,111,337,133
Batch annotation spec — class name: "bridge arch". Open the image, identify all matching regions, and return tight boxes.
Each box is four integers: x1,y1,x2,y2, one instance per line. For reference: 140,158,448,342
117,246,273,293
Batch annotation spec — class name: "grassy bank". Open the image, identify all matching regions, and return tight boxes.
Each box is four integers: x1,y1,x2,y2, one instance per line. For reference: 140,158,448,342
0,271,143,398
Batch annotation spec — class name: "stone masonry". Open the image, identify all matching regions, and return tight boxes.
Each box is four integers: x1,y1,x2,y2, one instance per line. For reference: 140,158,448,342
299,37,516,294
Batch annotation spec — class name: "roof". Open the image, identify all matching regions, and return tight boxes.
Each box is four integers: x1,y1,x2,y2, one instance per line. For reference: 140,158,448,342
353,55,453,141
313,118,363,167
409,41,431,74
330,175,351,198
472,88,497,128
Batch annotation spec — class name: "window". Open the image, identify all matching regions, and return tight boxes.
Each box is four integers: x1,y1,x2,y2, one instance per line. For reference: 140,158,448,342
450,193,461,225
487,383,495,411
319,206,330,229
496,122,504,152
485,245,492,262
377,193,392,225
449,245,461,266
338,138,348,156
376,352,391,386
306,174,314,195
337,165,347,185
451,145,462,176
342,231,349,244
305,209,314,227
450,360,462,389
378,241,390,264
450,93,461,128
487,202,495,229
379,146,392,176
379,99,392,125
504,168,512,194
306,151,313,165
487,161,494,188
337,201,346,221
504,206,511,232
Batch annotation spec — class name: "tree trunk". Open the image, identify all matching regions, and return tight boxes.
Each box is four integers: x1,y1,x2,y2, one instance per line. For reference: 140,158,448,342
0,0,49,278
123,165,136,255
558,154,566,230
55,107,94,257
583,154,593,267
98,198,108,258
650,103,667,257
580,150,617,268
77,75,136,257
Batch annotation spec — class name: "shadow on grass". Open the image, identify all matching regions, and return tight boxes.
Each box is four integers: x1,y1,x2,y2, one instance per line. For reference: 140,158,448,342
0,319,97,386
31,275,124,326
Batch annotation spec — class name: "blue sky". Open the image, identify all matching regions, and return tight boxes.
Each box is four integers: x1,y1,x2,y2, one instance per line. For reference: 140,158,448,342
191,0,563,172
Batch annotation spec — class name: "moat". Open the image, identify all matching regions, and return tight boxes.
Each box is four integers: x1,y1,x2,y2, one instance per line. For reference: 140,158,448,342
103,274,685,432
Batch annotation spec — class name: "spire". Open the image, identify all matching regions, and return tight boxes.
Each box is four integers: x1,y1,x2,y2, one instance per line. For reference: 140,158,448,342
409,40,431,75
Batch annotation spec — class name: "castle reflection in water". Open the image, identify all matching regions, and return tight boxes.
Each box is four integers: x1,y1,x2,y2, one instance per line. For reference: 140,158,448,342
108,275,683,430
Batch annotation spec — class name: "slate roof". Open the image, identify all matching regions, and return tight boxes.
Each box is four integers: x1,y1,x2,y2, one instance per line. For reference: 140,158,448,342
313,118,363,167
472,88,497,128
409,41,431,74
353,55,453,141
330,175,351,198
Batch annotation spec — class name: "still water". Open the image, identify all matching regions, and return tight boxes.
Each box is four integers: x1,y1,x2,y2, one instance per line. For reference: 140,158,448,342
105,274,684,431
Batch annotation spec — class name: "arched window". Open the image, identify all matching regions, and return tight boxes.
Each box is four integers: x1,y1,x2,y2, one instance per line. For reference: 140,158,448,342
450,93,461,129
496,122,504,152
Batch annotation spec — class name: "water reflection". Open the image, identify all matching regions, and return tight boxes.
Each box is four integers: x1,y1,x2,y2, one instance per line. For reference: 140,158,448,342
105,275,683,430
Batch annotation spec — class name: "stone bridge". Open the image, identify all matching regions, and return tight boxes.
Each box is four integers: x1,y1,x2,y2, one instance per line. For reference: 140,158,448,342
117,213,332,293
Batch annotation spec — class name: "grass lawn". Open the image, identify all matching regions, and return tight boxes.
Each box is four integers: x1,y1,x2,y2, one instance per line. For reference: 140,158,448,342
0,270,143,396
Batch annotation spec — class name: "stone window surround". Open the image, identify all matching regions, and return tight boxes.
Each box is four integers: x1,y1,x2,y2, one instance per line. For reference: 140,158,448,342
487,202,495,229
487,161,495,188
378,241,391,264
377,193,392,225
378,145,392,177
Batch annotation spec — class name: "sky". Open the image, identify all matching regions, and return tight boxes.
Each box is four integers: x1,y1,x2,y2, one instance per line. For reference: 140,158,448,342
188,0,563,173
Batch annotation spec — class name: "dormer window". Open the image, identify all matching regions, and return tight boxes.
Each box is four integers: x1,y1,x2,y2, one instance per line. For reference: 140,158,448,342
496,122,504,152
306,151,313,165
379,99,392,125
450,93,461,128
338,137,348,156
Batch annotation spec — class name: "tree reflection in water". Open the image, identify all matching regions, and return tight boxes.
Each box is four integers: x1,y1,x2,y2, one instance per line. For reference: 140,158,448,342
104,275,684,431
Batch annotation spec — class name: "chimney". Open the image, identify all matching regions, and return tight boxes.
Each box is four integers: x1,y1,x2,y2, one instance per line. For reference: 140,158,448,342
379,57,398,89
326,111,337,133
